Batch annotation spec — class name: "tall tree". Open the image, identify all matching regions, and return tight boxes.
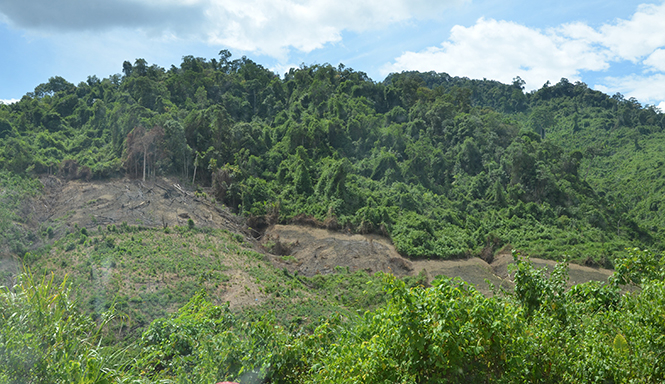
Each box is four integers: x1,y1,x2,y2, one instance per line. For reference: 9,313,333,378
124,125,165,181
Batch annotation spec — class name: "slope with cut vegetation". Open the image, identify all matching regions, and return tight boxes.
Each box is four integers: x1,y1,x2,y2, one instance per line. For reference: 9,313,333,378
2,247,664,383
1,54,663,266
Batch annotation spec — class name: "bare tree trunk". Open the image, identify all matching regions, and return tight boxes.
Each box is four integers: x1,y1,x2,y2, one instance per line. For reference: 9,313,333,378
192,152,199,184
183,153,186,179
143,147,147,182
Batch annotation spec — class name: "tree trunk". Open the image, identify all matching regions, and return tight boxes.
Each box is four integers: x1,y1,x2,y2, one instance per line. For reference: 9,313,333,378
143,147,147,182
192,153,199,184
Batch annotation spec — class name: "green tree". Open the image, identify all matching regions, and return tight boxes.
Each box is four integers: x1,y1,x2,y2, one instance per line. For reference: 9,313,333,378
529,105,554,139
163,120,192,177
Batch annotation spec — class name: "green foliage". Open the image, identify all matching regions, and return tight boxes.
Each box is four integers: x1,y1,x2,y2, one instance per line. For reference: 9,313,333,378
130,291,343,383
3,55,664,261
0,172,42,259
132,291,238,380
305,254,665,383
8,250,665,382
312,275,523,383
0,271,118,383
611,247,665,286
510,251,568,319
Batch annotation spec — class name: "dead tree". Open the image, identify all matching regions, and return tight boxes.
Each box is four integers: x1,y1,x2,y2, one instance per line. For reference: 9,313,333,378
124,125,166,181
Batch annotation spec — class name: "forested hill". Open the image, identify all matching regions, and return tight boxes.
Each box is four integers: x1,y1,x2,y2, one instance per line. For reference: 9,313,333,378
1,52,664,264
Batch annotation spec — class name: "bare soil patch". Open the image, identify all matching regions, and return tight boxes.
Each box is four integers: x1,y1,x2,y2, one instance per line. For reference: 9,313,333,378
29,176,266,310
30,176,616,302
264,225,615,296
37,175,247,235
264,225,413,277
491,251,613,288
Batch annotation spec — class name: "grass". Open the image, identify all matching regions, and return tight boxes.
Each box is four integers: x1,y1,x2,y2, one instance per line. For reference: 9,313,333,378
0,171,43,258
25,223,423,344
29,225,246,341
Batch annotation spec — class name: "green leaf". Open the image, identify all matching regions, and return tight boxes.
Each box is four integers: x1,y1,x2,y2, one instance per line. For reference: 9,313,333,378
613,333,629,355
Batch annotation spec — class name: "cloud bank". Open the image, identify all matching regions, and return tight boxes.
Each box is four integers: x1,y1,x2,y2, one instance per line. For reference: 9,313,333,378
0,0,466,58
383,18,610,89
0,0,203,33
383,2,665,106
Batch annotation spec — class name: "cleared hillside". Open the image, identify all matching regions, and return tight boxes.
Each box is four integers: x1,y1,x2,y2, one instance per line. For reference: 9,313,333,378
7,175,613,344
1,58,663,268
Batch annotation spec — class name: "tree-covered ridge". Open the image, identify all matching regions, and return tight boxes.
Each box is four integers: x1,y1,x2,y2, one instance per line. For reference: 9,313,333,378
1,52,663,262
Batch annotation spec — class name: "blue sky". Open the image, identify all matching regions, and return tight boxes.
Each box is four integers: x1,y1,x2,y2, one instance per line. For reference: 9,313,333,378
1,0,664,109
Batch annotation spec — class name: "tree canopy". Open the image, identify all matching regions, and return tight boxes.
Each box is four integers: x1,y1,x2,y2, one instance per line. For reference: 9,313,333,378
1,53,664,263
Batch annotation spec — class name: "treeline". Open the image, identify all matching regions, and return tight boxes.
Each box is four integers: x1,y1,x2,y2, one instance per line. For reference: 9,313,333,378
1,52,663,262
3,250,665,383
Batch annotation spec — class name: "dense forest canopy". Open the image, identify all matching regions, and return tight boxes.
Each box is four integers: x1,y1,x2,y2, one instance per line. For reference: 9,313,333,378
1,51,664,264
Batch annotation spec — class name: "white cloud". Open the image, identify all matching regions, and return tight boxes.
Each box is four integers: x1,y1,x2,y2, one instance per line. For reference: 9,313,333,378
0,98,18,104
644,49,665,72
203,0,468,58
596,74,665,107
0,0,467,59
382,18,609,90
383,1,665,106
594,3,665,62
538,2,665,65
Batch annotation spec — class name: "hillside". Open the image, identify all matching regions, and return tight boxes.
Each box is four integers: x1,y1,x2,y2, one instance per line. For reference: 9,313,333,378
1,55,664,270
2,53,665,382
0,173,614,345
5,175,385,339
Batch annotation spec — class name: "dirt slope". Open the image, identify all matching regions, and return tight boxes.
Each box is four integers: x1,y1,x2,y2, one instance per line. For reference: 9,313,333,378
264,225,614,296
37,175,246,235
30,176,615,299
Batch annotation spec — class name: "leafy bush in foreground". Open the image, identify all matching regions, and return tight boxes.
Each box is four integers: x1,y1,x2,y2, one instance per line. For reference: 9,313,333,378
5,248,665,383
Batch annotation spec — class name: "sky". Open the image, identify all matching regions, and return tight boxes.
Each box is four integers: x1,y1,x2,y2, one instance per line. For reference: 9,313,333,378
1,0,664,110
